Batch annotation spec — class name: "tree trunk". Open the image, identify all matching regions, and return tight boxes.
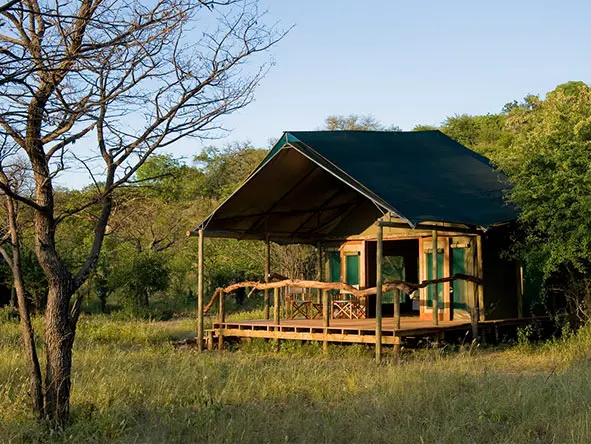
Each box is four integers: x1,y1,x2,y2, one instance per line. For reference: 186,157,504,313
15,267,45,419
43,280,75,423
3,195,45,417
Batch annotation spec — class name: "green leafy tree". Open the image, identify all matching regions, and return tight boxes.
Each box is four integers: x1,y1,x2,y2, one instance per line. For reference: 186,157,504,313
136,154,203,202
195,142,267,200
109,247,170,309
495,82,591,317
412,124,438,131
324,114,401,131
441,113,508,157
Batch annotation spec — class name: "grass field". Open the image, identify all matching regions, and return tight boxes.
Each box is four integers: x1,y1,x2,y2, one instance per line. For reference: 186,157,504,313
1,312,591,444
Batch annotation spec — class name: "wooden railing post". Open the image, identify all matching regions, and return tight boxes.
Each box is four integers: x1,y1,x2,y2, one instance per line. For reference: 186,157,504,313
393,280,401,363
375,222,383,362
322,289,330,354
273,286,280,325
264,235,270,320
218,289,225,350
273,286,280,351
432,230,439,327
477,234,484,321
475,234,484,341
517,264,524,319
197,229,204,352
317,242,323,303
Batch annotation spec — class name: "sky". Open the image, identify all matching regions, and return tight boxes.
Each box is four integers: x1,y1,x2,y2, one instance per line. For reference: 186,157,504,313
213,0,591,143
59,0,591,187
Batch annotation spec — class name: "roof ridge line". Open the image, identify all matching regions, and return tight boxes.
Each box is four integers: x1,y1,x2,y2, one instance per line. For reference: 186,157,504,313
285,136,415,228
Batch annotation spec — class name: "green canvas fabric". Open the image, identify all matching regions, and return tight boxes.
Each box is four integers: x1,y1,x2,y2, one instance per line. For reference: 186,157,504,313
287,130,515,227
195,130,516,242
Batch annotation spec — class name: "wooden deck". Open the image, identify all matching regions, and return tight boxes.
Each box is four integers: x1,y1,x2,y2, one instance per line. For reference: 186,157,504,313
209,316,544,346
211,316,473,345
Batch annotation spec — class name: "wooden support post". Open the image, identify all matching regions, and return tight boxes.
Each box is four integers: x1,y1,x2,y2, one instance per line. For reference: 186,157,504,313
517,264,524,319
432,230,439,327
273,286,280,325
322,289,330,354
393,336,401,364
273,286,281,352
468,237,478,341
476,234,484,322
393,282,401,362
197,229,204,352
317,242,323,302
375,223,383,362
394,289,401,331
218,289,225,350
317,242,324,281
264,235,271,320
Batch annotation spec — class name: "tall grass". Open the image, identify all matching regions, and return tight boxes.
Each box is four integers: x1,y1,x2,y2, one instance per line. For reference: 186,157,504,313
1,311,591,443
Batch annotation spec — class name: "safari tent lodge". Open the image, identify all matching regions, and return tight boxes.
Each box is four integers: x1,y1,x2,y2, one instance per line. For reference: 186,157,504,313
189,130,539,360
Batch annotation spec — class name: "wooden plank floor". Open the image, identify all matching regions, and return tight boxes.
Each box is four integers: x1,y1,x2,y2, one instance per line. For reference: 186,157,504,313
208,316,546,346
211,316,473,344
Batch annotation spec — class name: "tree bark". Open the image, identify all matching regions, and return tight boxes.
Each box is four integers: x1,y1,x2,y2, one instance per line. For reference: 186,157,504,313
43,280,75,423
0,193,44,417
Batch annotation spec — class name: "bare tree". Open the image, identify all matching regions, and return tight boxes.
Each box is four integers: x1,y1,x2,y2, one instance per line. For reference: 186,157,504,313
0,0,286,424
0,150,44,417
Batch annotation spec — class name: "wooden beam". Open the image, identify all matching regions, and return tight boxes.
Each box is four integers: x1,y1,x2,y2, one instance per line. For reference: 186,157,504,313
218,289,225,350
322,289,330,354
379,220,482,235
273,287,280,325
197,229,204,351
476,235,484,321
393,336,401,364
221,274,483,298
264,235,270,320
217,327,398,344
317,242,323,281
375,223,383,362
273,286,280,352
470,241,479,340
317,242,323,303
432,230,439,327
517,264,524,319
393,284,401,363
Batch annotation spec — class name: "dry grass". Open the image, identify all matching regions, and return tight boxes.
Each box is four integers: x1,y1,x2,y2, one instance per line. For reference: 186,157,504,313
1,312,591,443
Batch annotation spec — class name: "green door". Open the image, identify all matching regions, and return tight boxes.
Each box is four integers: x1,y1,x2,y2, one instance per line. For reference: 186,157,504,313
451,248,468,311
328,251,341,283
345,254,359,286
426,251,444,308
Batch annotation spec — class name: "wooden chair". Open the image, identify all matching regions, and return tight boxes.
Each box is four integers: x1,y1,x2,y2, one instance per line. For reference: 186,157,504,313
332,294,366,319
286,292,313,319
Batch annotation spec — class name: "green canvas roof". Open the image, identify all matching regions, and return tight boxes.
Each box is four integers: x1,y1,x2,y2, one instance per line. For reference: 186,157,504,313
194,130,515,242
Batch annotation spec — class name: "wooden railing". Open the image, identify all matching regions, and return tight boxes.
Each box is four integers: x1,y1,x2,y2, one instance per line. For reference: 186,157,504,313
204,273,482,315
203,273,483,358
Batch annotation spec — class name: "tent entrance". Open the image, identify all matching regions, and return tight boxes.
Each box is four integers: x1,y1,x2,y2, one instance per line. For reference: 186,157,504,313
365,239,419,318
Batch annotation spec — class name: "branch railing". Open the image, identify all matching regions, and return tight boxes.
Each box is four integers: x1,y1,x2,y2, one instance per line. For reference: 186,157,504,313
203,273,482,315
